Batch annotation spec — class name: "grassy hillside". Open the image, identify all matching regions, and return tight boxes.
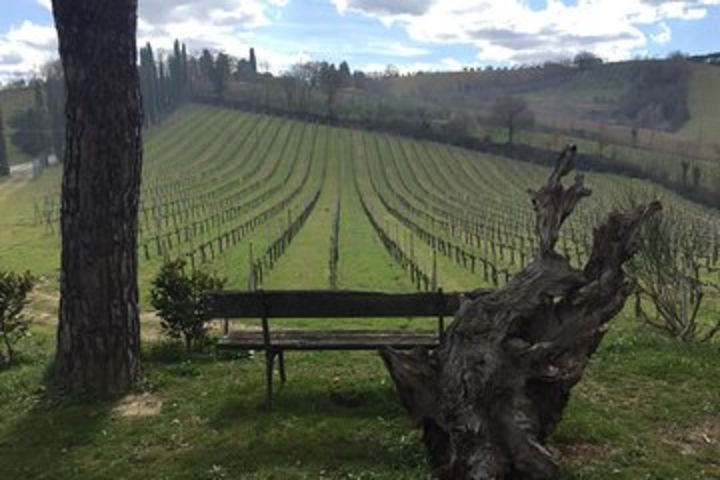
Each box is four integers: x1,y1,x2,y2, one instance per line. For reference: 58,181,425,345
384,59,720,158
551,62,720,160
384,60,680,126
0,105,718,479
679,63,720,142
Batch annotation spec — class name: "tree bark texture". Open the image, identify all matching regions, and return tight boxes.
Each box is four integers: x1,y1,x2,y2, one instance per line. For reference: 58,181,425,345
52,0,143,396
381,146,661,479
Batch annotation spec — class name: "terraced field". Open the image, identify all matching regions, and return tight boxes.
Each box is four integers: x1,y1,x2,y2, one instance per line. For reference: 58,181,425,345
0,104,718,479
3,104,718,293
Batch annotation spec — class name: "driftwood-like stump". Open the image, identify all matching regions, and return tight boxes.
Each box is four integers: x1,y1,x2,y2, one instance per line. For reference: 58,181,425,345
381,146,661,479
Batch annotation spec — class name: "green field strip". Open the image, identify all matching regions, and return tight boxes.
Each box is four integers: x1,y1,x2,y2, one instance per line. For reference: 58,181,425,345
339,130,416,294
139,111,260,214
205,122,327,290
137,120,300,263
358,131,488,291
382,136,525,275
261,127,338,291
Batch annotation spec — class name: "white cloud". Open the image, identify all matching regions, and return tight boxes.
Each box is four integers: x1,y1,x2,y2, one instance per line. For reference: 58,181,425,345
651,21,672,44
1,0,296,83
134,0,304,72
332,0,720,63
360,56,466,75
3,0,718,83
0,20,57,83
335,0,435,17
384,42,429,57
357,41,428,58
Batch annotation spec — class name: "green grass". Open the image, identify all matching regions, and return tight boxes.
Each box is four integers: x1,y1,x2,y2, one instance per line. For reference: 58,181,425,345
0,104,718,479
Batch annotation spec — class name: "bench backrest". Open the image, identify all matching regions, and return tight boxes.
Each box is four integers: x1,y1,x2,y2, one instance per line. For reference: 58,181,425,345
208,290,462,319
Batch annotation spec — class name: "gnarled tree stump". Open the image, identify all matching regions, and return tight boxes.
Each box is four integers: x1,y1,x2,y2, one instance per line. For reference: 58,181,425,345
381,146,661,479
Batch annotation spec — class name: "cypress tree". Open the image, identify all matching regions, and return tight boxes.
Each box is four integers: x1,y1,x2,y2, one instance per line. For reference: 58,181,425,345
158,57,167,113
249,47,257,75
45,61,66,162
32,81,50,167
147,43,161,122
199,49,215,94
214,52,231,97
139,47,151,127
181,42,189,99
0,107,9,177
170,39,182,107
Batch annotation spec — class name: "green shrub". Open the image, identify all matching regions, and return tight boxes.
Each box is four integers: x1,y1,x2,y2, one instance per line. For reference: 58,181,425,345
0,270,35,365
150,259,226,352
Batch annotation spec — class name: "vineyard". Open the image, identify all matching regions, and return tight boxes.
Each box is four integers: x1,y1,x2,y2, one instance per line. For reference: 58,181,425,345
0,104,719,479
3,104,719,296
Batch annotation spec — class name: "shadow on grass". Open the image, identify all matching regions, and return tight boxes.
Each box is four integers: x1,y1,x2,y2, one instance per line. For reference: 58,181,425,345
142,337,251,365
210,379,406,428
0,355,30,372
0,359,120,479
186,383,426,476
170,425,428,477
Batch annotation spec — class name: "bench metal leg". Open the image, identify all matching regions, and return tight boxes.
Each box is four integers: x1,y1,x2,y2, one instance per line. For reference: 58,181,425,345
264,350,275,411
277,350,286,384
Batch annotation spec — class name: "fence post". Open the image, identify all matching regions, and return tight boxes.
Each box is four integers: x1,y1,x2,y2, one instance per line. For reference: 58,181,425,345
248,242,255,291
431,249,438,291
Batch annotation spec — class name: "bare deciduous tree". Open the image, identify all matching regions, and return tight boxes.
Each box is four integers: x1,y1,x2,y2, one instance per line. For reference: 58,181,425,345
491,96,535,145
630,214,720,342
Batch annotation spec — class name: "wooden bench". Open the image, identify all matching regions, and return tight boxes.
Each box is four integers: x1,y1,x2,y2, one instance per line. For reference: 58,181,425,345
208,289,462,409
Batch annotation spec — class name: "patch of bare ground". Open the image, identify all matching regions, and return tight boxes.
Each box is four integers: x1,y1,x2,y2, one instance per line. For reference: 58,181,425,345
659,416,720,458
31,289,58,303
207,320,262,338
575,374,657,410
112,392,163,418
140,311,164,341
28,310,57,326
549,440,612,464
26,281,60,325
0,174,31,202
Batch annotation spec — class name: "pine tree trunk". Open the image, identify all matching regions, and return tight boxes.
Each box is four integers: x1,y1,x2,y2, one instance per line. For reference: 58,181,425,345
52,0,143,396
381,146,661,479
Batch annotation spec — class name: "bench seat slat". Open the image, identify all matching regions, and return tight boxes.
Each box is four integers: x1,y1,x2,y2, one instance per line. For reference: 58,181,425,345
209,290,461,318
218,329,438,350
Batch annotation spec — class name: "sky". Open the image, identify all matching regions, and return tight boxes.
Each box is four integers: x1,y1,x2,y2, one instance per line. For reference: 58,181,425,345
0,0,719,83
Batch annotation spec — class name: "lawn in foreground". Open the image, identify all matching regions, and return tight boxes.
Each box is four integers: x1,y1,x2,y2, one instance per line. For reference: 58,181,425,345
0,317,718,480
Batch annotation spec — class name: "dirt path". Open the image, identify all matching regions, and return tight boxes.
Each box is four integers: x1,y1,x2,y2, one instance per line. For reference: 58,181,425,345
0,171,31,203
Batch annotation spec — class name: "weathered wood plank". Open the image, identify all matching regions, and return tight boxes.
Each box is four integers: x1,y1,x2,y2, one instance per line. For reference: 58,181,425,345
207,290,462,318
217,329,439,350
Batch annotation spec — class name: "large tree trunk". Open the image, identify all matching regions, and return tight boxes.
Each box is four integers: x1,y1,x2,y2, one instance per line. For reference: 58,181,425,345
52,0,143,396
381,146,661,479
